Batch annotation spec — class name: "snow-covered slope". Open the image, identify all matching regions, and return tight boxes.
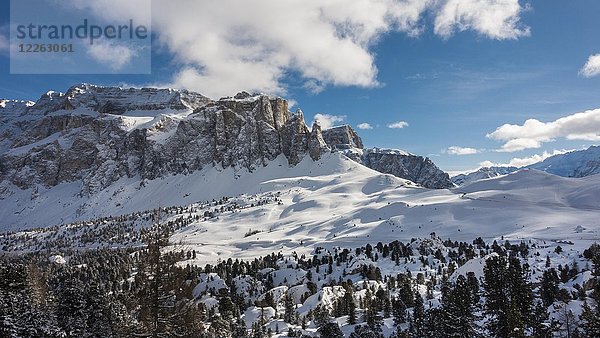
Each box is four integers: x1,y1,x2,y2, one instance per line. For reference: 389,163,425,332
170,167,600,263
5,151,597,265
527,146,600,177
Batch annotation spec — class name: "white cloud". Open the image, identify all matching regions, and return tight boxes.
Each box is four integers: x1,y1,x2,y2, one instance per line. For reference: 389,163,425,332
313,114,346,129
580,54,600,78
64,0,531,98
504,149,572,167
487,109,600,152
86,41,137,71
447,146,479,155
434,0,530,40
388,121,409,129
478,160,496,168
479,149,573,168
357,123,373,130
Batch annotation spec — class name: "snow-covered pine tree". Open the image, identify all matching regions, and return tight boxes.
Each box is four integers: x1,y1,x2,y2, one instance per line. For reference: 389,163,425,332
412,291,425,337
317,322,344,338
440,275,479,337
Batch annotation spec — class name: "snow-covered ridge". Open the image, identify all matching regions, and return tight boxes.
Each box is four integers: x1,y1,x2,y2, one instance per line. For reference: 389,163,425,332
364,147,412,156
453,145,600,186
26,83,212,116
452,166,519,186
527,146,600,178
0,99,35,112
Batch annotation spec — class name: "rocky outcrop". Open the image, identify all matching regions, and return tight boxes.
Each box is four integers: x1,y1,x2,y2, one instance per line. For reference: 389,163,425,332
362,148,454,189
308,122,330,161
322,125,363,149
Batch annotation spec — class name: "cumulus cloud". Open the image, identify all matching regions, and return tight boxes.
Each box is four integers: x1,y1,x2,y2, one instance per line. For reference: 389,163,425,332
313,114,346,129
64,0,531,98
447,146,479,155
388,121,409,129
434,0,530,40
86,41,137,71
478,160,496,168
357,123,374,130
505,149,571,167
580,54,600,78
487,109,600,152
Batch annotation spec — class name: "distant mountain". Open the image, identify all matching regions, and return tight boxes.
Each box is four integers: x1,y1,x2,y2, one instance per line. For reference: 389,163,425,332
452,166,519,186
452,146,600,186
527,146,600,178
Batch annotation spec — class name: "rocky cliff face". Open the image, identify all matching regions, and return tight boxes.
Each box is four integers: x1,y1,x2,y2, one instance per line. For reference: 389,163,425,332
0,84,452,197
322,125,364,149
0,84,329,195
362,148,453,189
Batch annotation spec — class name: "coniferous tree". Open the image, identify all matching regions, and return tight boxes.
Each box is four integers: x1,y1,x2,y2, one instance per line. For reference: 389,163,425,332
349,324,384,338
483,255,534,337
85,283,136,337
172,302,207,337
0,262,62,338
580,246,600,338
209,317,232,338
424,308,446,338
283,293,295,323
580,301,600,337
412,292,425,337
440,275,478,337
343,284,357,325
392,295,407,328
317,322,344,338
56,279,89,337
137,211,184,337
312,305,331,328
540,268,560,307
398,276,414,308
531,301,558,338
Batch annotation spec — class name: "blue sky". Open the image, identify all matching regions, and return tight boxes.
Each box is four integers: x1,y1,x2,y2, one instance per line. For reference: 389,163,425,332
1,0,600,173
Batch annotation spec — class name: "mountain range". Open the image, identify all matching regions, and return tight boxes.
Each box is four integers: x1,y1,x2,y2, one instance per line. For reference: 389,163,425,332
451,146,600,186
0,84,453,229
